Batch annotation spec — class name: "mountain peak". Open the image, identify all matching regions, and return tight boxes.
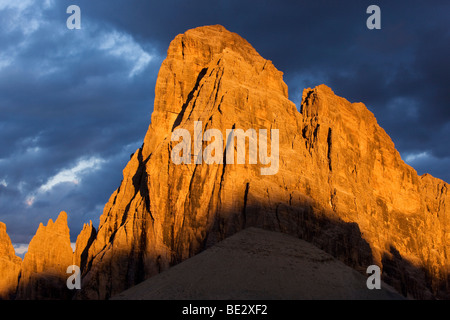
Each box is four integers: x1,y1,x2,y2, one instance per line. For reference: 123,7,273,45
0,221,21,299
54,211,68,227
142,24,290,159
16,212,73,299
168,24,259,62
1,26,448,300
75,26,449,300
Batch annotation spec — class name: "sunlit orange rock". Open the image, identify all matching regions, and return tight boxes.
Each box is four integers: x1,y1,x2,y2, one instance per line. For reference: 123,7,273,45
74,220,96,275
299,85,449,298
75,25,449,300
0,222,21,300
16,211,74,299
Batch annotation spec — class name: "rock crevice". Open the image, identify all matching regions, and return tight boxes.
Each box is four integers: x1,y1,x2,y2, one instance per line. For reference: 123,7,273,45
0,25,448,300
75,25,449,300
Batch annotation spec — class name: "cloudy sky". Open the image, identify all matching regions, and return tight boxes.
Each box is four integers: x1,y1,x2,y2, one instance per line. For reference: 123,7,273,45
0,0,449,250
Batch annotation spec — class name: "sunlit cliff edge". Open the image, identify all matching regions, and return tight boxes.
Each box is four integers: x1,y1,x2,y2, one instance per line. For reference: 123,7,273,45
0,25,448,300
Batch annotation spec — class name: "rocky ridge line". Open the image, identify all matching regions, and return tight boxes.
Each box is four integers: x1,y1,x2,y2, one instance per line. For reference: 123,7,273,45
0,25,448,300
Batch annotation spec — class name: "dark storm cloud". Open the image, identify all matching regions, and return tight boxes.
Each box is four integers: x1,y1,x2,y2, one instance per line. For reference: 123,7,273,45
0,1,449,246
76,0,449,175
0,1,161,244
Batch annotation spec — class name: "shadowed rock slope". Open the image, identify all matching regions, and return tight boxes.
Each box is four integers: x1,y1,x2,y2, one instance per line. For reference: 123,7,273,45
16,212,74,300
112,228,404,300
0,212,97,300
0,222,21,300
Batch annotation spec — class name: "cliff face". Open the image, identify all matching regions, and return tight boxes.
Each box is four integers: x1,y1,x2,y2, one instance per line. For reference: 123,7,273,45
0,222,21,300
0,212,97,300
0,25,447,300
74,221,96,275
299,85,449,298
16,212,74,300
76,25,449,299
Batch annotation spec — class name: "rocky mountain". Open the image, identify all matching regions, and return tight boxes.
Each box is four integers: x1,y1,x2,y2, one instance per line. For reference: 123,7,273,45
16,211,74,300
0,222,21,299
0,25,448,300
0,212,95,300
74,220,96,275
77,25,449,299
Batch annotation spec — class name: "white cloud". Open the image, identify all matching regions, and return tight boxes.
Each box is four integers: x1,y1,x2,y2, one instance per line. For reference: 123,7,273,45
39,157,105,193
43,0,54,9
0,52,13,70
0,0,35,11
402,151,449,182
405,151,429,164
98,30,154,78
130,53,152,78
0,0,48,36
25,146,41,154
25,195,35,207
0,2,155,78
0,179,7,187
12,243,28,258
23,156,106,208
0,0,56,74
13,242,75,257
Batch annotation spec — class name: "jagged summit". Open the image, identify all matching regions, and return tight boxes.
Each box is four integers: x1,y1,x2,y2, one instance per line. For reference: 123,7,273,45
76,25,447,299
0,25,448,300
16,211,73,300
0,222,21,300
143,24,290,158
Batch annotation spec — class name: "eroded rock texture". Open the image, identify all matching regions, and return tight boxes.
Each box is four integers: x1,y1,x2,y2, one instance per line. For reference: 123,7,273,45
16,211,74,300
76,25,449,299
0,222,21,300
74,221,96,275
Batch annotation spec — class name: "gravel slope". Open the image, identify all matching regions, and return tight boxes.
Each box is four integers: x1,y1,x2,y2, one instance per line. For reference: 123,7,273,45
112,228,404,300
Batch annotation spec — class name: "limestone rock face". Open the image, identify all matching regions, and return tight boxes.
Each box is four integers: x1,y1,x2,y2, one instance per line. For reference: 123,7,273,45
16,212,74,300
78,25,449,299
299,85,449,298
74,221,96,274
0,222,21,300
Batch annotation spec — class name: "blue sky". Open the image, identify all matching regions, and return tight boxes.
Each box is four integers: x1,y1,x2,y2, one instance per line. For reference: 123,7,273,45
0,0,449,250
